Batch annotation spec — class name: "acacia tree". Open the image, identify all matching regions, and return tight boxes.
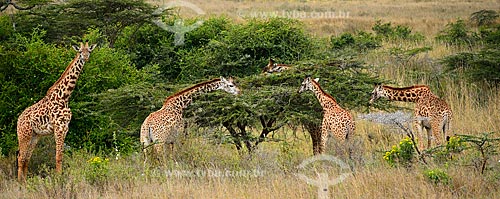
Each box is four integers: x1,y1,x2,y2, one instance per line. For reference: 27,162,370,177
13,0,162,46
186,59,390,154
0,0,49,11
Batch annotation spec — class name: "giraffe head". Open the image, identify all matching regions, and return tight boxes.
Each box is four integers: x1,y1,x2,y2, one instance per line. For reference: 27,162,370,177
298,77,320,94
262,58,275,73
219,77,240,95
369,84,386,104
263,58,290,73
72,41,97,62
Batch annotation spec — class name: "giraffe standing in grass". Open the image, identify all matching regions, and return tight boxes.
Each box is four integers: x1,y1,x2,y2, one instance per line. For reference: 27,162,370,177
16,41,97,181
262,58,291,74
369,84,453,149
298,77,355,154
141,77,240,164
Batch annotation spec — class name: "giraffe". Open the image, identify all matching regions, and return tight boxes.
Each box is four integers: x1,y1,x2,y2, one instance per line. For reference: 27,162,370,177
262,58,291,74
16,41,97,181
298,77,355,154
369,84,453,149
141,77,240,164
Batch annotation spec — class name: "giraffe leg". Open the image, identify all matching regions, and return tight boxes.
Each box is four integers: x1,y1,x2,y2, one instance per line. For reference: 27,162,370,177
308,126,320,155
168,142,175,160
430,119,443,147
318,125,329,154
17,117,36,182
54,110,71,174
154,143,165,163
54,126,68,173
414,120,426,150
142,142,151,168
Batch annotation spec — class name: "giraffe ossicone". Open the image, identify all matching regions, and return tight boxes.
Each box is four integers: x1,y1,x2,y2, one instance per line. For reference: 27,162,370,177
16,41,97,182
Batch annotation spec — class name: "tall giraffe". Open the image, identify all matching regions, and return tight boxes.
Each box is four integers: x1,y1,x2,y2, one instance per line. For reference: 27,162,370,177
16,41,97,181
141,77,240,163
262,58,291,74
369,84,453,149
298,77,355,154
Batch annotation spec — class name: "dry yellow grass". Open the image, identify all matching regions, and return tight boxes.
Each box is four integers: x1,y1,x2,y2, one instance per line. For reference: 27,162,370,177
150,0,499,36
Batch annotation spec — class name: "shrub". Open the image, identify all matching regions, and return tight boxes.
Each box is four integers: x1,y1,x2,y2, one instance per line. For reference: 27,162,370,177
330,31,381,51
372,20,424,41
470,10,499,27
164,17,317,82
424,168,450,185
436,19,476,47
383,137,415,167
85,156,110,187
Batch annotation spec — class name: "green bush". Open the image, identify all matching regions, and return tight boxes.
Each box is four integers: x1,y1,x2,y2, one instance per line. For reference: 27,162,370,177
383,137,415,167
372,20,424,41
330,31,381,51
424,168,450,185
169,17,316,82
470,10,499,27
436,19,476,47
13,0,156,45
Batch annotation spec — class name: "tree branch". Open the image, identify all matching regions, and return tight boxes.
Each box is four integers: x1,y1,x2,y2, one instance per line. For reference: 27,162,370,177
0,0,36,12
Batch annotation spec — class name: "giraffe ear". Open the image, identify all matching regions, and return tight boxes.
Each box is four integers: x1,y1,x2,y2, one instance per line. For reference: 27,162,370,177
269,58,274,64
72,45,80,52
88,44,97,52
313,78,319,82
220,76,227,82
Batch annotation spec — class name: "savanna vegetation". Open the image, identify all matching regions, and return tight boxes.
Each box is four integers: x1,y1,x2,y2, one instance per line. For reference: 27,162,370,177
0,0,499,198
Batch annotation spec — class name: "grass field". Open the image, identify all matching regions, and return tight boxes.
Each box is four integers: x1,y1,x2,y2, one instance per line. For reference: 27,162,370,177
1,0,500,198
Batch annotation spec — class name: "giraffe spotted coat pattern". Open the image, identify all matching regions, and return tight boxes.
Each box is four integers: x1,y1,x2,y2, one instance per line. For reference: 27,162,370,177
262,58,290,74
16,42,97,181
369,84,453,149
298,77,355,154
141,77,240,163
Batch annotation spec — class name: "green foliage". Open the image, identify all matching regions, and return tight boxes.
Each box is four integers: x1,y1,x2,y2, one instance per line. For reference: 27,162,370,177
115,23,177,71
388,46,432,65
470,10,499,27
166,17,315,82
383,137,415,167
330,31,381,51
85,156,109,187
457,133,500,174
0,15,14,41
436,19,476,47
423,168,450,185
14,0,156,45
445,136,468,153
372,20,424,41
442,26,500,85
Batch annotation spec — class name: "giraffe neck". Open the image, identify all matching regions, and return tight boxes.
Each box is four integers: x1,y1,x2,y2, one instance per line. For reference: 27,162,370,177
46,53,85,103
163,79,223,110
382,85,430,102
310,81,338,108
